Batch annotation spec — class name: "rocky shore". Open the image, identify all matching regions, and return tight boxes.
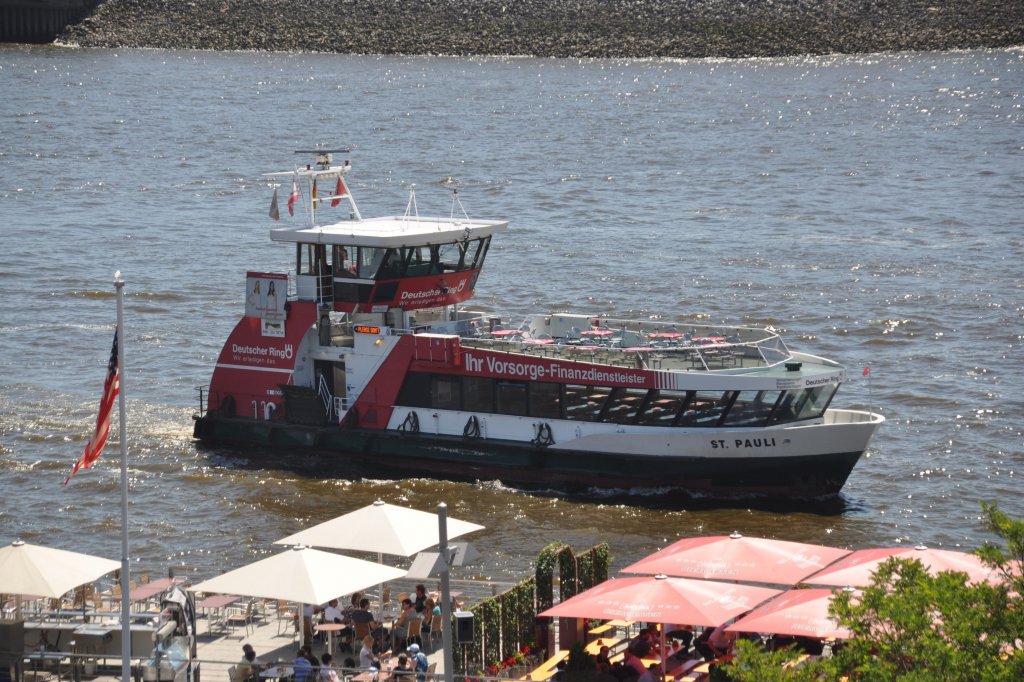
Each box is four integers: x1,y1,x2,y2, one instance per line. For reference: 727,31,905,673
58,0,1023,58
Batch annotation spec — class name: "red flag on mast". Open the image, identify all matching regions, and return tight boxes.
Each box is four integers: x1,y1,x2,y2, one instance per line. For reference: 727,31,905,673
287,179,299,216
65,331,120,485
331,176,347,207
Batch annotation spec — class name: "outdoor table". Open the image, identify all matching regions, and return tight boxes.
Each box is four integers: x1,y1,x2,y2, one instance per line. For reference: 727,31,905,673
352,660,396,682
316,622,349,656
584,637,622,655
195,594,241,635
23,650,70,682
259,665,294,680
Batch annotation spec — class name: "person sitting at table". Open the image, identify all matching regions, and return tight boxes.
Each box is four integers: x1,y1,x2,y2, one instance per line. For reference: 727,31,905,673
319,653,340,682
627,627,654,658
594,645,613,675
413,585,428,614
392,653,413,677
693,627,716,661
707,624,736,660
637,663,659,682
407,643,428,682
352,597,387,644
419,598,435,636
391,598,417,648
323,599,345,623
359,635,380,669
292,649,313,682
238,645,261,682
622,650,647,678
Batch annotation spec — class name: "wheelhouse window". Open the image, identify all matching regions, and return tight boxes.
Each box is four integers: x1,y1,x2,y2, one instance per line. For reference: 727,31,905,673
721,390,782,427
464,238,486,269
768,385,838,424
355,246,387,278
437,242,463,274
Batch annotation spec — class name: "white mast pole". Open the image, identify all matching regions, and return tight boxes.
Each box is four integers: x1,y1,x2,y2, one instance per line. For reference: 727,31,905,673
438,503,454,682
115,272,132,682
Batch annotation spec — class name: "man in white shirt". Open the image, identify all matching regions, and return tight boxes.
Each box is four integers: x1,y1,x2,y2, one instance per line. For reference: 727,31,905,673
323,599,345,623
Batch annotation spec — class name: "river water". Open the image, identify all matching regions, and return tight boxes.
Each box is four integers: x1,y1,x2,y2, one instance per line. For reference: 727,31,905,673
1,45,1022,588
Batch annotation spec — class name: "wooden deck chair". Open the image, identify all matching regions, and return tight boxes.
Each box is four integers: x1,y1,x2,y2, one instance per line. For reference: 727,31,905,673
427,614,442,652
227,665,239,682
226,600,255,638
405,617,422,647
425,662,437,681
277,600,297,638
354,620,370,644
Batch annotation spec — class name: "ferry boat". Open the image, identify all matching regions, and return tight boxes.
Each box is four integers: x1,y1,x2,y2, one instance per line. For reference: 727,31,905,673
192,151,884,501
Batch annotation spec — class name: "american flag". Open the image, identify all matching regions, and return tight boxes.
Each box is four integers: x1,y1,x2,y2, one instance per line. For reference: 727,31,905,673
65,331,120,485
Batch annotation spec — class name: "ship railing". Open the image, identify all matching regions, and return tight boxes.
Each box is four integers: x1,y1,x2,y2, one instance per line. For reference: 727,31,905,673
195,386,209,416
317,373,336,421
333,396,349,423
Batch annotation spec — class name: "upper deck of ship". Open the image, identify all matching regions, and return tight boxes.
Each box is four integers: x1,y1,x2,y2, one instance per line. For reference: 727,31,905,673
270,214,508,248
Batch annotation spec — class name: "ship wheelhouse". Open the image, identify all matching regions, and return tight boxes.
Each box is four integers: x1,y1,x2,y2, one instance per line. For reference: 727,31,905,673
286,231,494,314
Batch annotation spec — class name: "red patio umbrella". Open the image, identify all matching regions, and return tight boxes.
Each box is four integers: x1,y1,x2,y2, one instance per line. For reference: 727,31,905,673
621,532,850,585
801,545,999,587
724,587,854,640
539,574,780,626
541,575,780,678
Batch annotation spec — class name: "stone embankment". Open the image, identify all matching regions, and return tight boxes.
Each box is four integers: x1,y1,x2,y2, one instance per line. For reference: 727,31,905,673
58,0,1023,58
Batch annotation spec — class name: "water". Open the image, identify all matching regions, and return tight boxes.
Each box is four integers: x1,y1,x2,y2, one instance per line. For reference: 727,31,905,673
1,46,1022,587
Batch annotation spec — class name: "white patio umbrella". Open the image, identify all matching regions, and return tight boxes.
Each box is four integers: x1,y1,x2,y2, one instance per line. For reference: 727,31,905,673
0,539,120,598
274,500,485,557
190,545,406,605
274,499,485,620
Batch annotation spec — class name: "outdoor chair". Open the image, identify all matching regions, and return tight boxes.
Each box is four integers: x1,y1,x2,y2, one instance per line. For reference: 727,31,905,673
427,614,442,652
405,617,422,648
277,600,297,638
226,600,255,637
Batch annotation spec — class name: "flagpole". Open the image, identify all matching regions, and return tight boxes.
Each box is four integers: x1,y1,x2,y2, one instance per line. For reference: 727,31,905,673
438,503,454,682
115,272,132,682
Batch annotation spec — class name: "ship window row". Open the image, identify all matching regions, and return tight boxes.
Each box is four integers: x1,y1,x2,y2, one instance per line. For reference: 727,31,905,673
395,373,838,427
295,237,491,281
